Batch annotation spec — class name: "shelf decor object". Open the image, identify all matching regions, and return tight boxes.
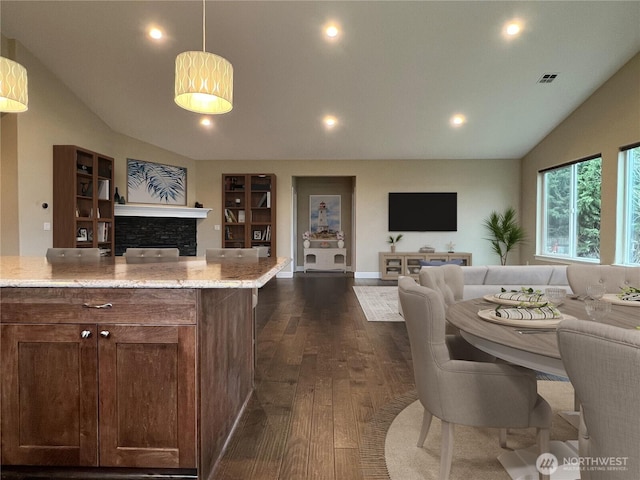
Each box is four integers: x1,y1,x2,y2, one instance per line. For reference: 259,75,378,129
0,56,28,112
174,0,233,114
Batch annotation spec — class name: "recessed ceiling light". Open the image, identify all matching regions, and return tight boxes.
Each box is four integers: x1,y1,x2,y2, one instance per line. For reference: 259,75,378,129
200,117,213,127
450,114,466,127
503,20,523,38
506,23,520,35
323,22,341,41
148,27,164,40
323,115,338,129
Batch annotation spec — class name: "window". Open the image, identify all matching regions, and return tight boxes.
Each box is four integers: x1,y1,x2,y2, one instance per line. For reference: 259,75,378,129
540,156,601,261
621,144,640,265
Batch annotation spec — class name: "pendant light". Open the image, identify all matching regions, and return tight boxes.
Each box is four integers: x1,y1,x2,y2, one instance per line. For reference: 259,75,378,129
0,56,28,113
174,0,233,114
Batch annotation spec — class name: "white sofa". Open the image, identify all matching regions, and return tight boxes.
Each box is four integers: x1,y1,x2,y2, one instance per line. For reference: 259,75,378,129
398,264,572,317
461,265,572,300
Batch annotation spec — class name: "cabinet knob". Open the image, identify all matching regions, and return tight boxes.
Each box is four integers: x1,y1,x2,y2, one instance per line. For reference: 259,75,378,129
100,330,110,338
81,330,92,339
83,302,113,309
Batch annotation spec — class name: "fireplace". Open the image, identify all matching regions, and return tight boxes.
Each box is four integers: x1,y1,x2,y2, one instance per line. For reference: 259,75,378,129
115,217,197,256
113,204,211,256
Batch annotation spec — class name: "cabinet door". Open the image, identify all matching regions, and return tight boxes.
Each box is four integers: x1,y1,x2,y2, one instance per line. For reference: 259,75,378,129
1,324,98,466
98,325,196,468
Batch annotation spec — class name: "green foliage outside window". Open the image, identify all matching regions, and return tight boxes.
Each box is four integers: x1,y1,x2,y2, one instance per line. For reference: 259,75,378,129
543,157,601,260
626,148,640,264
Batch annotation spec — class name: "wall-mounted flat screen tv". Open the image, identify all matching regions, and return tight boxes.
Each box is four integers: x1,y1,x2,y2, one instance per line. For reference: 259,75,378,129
388,192,457,231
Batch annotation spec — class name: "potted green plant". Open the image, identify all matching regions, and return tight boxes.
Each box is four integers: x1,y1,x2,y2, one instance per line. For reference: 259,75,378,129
482,207,526,265
387,234,403,253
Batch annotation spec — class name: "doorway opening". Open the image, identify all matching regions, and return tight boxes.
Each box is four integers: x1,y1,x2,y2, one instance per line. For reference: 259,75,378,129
292,176,355,273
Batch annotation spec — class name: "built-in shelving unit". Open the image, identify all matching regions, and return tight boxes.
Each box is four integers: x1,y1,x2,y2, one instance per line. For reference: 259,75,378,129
53,145,115,256
222,174,276,256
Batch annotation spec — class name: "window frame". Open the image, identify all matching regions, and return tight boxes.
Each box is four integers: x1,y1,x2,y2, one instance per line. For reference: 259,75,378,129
619,142,640,265
538,154,602,262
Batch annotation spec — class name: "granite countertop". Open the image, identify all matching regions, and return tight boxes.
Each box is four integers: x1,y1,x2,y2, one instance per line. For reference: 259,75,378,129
0,256,290,289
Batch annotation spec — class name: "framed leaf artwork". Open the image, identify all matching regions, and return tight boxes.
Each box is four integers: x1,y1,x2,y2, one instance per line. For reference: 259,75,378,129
127,159,186,205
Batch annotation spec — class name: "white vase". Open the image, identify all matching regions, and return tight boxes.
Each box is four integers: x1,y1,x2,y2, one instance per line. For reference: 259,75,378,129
303,240,310,248
338,240,344,248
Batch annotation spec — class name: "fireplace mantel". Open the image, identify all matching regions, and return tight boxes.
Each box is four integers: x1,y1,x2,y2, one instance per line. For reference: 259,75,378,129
115,204,212,219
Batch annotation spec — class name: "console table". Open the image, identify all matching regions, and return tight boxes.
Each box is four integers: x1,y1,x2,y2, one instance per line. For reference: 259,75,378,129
379,251,472,280
304,248,347,272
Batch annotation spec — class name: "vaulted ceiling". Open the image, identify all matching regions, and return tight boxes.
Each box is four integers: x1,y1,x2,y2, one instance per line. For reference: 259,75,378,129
2,1,639,160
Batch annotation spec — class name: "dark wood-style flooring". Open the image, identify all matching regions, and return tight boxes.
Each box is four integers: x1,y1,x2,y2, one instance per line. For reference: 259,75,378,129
1,274,415,480
215,274,414,479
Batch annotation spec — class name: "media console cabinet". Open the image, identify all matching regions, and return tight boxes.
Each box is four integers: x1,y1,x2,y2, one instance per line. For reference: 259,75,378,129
379,251,472,280
0,256,289,480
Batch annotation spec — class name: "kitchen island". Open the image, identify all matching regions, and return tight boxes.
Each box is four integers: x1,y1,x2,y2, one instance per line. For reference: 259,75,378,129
0,255,289,480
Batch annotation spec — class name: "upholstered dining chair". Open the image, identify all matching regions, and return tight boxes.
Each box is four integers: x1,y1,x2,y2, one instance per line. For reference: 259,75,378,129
418,264,464,307
205,248,259,263
46,247,101,261
567,264,640,296
418,264,465,335
398,277,552,480
124,247,180,263
557,318,640,480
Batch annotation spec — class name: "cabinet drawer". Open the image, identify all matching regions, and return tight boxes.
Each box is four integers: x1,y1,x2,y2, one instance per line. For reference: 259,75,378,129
0,288,197,325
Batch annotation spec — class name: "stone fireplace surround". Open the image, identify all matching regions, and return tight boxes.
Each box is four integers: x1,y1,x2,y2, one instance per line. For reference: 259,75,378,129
114,205,211,256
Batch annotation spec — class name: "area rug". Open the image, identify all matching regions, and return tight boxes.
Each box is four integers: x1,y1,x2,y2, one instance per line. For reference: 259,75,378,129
353,286,404,322
384,381,576,480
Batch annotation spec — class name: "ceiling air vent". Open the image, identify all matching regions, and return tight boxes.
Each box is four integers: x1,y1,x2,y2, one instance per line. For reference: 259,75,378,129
538,73,559,84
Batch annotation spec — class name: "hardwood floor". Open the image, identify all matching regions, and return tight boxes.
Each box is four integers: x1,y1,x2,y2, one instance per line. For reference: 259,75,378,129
1,275,415,480
215,274,415,480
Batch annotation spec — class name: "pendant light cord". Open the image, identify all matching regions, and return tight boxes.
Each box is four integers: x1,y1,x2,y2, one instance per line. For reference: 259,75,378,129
202,0,206,52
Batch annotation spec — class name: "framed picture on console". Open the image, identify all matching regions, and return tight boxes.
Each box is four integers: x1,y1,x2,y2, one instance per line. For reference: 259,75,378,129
309,195,341,238
127,159,187,205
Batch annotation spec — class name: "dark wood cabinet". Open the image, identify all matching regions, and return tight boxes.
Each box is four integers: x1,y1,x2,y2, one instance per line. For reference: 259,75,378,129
222,174,276,256
1,285,253,479
1,324,99,466
98,325,196,468
1,291,196,469
53,145,115,256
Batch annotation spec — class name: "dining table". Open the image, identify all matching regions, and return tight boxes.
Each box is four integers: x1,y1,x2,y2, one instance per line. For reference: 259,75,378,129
446,294,640,480
447,295,640,377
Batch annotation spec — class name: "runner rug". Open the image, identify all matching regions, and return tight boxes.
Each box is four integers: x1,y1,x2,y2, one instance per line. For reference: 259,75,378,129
353,286,404,322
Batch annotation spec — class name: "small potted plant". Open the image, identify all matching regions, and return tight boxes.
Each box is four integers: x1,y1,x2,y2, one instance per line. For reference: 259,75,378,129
387,234,403,252
336,231,345,248
303,231,311,248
